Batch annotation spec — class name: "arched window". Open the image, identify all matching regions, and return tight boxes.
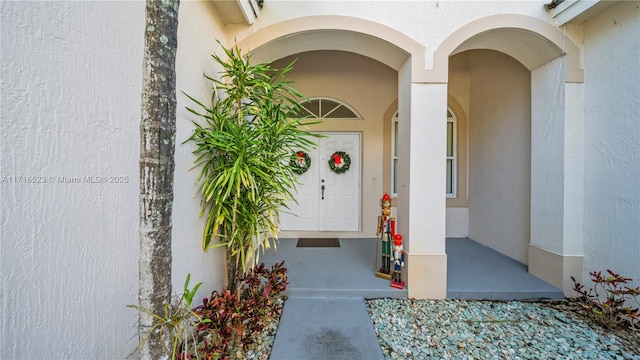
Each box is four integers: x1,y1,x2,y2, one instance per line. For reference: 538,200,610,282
295,97,361,119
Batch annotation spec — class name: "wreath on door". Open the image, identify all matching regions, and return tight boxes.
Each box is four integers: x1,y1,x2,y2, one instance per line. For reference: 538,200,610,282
290,151,311,175
328,151,351,174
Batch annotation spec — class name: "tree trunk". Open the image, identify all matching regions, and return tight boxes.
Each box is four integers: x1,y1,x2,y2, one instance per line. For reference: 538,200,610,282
138,1,179,359
226,247,238,292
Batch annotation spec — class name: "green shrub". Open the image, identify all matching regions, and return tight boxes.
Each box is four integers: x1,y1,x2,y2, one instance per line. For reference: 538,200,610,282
128,274,210,359
184,42,319,291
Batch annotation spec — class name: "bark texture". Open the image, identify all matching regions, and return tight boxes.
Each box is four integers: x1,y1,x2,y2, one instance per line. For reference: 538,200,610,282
138,1,179,359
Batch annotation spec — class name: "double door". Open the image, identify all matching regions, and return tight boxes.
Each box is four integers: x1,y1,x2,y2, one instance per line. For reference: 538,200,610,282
280,133,360,231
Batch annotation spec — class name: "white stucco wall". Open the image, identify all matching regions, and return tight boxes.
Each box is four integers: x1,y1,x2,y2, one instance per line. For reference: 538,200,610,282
173,0,228,307
1,1,144,358
582,1,640,283
467,50,532,264
233,1,554,69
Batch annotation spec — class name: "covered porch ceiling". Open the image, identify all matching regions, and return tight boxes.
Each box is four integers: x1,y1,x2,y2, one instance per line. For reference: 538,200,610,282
246,29,410,71
451,28,565,71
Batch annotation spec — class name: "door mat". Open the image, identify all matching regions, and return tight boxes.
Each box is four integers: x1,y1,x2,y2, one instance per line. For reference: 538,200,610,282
296,238,340,248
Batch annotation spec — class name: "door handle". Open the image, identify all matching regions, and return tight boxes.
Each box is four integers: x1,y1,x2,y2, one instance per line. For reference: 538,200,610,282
321,185,325,200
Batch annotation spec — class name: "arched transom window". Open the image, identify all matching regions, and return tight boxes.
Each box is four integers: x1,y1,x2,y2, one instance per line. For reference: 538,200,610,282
296,97,361,119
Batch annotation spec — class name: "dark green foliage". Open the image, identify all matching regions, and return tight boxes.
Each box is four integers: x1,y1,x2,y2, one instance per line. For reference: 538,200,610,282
182,261,288,359
571,270,640,329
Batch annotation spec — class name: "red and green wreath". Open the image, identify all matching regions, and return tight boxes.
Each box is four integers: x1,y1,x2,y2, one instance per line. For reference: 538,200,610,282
290,151,311,175
328,151,351,174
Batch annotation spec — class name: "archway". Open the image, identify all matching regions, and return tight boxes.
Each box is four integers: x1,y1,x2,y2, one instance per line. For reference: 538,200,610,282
236,17,428,295
237,15,423,73
440,14,585,295
232,13,584,298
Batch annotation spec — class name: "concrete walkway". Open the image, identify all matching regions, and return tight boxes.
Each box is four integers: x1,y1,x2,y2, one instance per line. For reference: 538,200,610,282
263,237,563,359
269,296,384,360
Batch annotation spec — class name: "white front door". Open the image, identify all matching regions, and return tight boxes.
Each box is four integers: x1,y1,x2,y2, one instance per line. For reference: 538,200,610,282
280,133,360,231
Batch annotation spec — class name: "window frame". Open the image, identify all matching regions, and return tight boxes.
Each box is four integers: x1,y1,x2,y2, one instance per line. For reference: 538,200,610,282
446,108,457,198
297,97,361,120
390,108,457,198
391,112,399,197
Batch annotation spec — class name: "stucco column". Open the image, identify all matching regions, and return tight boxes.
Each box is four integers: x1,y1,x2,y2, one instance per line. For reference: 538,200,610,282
530,58,584,295
397,60,447,298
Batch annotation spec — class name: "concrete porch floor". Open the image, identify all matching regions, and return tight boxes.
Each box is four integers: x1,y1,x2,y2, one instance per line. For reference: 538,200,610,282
260,237,564,300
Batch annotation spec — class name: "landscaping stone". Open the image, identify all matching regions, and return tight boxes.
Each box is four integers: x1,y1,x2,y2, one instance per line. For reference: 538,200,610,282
250,297,639,359
365,299,640,360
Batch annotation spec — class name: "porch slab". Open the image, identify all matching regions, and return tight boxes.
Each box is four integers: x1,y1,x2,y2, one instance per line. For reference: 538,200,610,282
260,238,408,298
260,237,564,300
447,238,564,300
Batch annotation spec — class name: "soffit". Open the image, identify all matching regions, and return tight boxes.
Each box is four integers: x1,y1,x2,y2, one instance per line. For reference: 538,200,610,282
548,0,619,26
210,0,260,25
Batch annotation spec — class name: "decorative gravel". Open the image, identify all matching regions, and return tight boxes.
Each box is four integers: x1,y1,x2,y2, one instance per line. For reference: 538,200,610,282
365,299,640,360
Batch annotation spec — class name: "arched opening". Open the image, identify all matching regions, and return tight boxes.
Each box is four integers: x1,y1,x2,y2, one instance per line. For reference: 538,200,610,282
441,15,584,297
259,48,408,297
242,14,581,299
449,49,532,264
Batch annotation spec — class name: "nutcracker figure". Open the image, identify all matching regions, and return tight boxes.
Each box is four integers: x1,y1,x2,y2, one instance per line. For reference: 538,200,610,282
390,234,406,289
375,193,395,280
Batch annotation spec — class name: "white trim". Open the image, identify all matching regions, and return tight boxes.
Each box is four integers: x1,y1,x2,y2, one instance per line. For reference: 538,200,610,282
445,207,469,238
391,112,399,197
392,109,457,198
446,108,457,198
548,0,618,26
300,96,362,119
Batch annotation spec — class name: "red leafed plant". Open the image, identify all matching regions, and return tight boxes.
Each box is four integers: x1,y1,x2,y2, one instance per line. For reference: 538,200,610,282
181,261,288,359
571,269,639,329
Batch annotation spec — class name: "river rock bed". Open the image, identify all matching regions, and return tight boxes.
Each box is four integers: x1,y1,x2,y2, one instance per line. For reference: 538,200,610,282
365,298,639,360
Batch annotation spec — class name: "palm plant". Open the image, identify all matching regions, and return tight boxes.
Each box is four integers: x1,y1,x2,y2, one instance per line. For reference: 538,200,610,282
185,43,319,291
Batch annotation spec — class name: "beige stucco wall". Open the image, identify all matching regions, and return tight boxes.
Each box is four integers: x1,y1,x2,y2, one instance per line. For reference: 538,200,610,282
528,54,586,295
446,95,469,209
465,50,532,264
445,56,472,238
582,1,640,286
272,50,398,236
530,56,566,255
